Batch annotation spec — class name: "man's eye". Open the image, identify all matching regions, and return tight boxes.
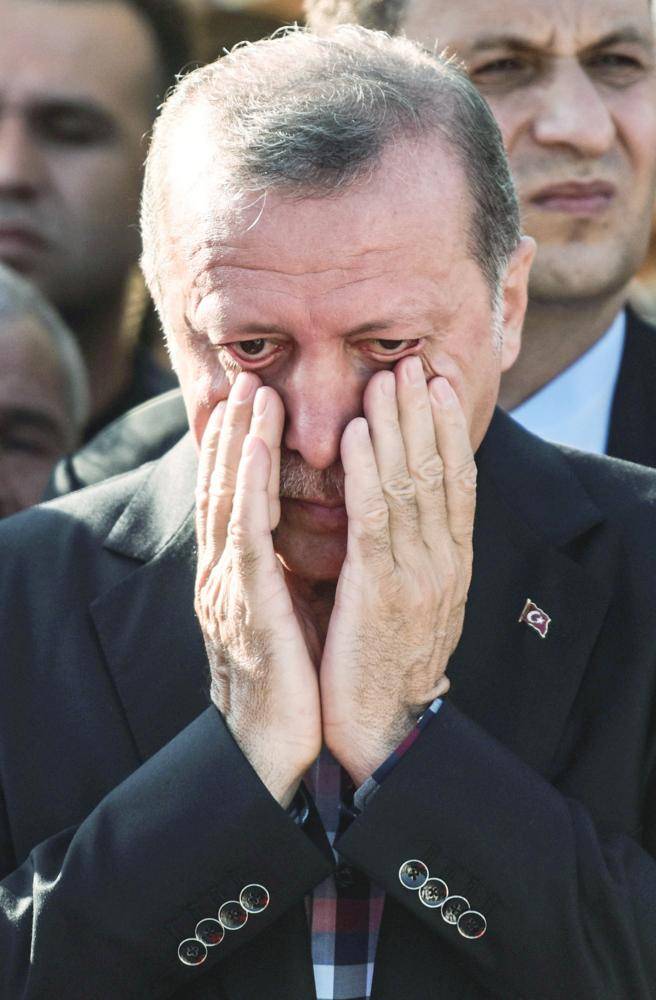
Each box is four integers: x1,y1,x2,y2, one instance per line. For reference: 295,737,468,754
587,52,646,82
370,338,419,354
35,110,114,147
228,339,279,362
1,435,50,457
470,57,532,81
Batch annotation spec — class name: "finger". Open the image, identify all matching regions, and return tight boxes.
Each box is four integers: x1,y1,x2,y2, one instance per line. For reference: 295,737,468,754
249,387,284,530
206,372,260,562
395,356,449,548
363,370,423,558
428,378,477,547
228,433,278,585
196,400,226,552
341,416,394,574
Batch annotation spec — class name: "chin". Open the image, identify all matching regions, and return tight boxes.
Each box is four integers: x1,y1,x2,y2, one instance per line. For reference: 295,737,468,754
273,523,346,582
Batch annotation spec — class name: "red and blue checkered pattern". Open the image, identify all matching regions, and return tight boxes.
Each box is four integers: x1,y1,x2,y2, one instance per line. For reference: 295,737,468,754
304,698,442,1000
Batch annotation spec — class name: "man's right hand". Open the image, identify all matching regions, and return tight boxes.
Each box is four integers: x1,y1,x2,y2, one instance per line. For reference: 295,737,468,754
195,372,321,808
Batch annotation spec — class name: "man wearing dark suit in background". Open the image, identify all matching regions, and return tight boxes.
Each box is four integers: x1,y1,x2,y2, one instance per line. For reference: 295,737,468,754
0,0,189,437
2,25,656,1000
307,0,656,461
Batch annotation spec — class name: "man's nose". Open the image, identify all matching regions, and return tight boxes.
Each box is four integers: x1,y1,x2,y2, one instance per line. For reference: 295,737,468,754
532,60,615,157
281,366,364,471
0,115,45,198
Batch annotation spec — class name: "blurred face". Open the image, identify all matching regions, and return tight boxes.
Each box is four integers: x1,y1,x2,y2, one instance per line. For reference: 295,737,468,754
163,138,532,579
0,0,160,325
0,320,73,517
403,0,656,303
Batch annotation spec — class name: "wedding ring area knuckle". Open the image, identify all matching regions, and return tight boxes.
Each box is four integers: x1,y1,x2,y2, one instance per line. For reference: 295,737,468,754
453,459,477,494
410,452,444,489
357,500,389,536
382,474,416,509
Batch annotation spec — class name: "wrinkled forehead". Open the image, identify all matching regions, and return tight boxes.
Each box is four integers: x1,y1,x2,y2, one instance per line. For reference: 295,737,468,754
161,123,474,297
403,0,654,55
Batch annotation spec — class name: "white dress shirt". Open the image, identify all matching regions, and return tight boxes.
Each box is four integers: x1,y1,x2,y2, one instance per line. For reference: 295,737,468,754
510,312,626,454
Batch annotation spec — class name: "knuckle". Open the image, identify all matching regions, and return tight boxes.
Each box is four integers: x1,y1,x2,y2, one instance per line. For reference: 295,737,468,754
382,473,416,509
354,497,390,537
452,459,477,494
410,452,444,489
210,461,238,496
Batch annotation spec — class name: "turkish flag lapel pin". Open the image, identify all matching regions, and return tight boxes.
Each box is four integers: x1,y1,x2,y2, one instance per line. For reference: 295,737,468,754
519,598,551,639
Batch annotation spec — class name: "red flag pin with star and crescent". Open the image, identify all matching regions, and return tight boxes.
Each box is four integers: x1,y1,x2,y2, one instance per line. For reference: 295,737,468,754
519,598,551,639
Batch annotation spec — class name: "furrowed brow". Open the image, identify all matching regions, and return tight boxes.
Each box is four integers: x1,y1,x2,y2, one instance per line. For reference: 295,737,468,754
583,27,654,54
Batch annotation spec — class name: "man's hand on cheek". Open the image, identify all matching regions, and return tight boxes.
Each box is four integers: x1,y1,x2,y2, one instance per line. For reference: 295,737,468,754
320,358,476,787
194,373,322,808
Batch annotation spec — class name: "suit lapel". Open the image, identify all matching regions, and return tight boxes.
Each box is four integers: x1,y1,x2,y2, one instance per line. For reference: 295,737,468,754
90,434,210,763
447,410,612,776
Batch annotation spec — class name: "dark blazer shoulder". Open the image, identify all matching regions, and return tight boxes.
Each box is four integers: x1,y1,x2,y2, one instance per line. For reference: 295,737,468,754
557,443,656,514
45,388,187,500
0,460,156,565
607,308,656,467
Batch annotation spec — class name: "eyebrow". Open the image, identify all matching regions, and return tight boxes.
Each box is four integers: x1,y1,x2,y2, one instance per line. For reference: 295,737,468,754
468,26,653,55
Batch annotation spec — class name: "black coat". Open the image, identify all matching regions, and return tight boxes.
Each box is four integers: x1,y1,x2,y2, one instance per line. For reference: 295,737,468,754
607,308,656,466
3,411,656,999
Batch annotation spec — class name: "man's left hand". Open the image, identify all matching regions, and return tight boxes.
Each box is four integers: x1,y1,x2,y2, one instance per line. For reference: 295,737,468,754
321,357,476,786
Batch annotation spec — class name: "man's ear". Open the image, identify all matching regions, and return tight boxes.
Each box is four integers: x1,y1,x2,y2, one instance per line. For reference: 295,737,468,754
500,236,536,372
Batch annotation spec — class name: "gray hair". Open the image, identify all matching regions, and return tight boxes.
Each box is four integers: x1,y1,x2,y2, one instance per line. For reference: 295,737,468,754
141,25,520,311
0,264,90,436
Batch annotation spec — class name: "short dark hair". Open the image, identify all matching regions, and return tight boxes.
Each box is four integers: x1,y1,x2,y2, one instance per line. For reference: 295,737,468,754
126,0,193,98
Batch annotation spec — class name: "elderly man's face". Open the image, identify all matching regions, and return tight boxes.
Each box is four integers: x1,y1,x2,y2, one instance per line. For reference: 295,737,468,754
166,138,532,579
0,0,160,321
403,0,656,302
0,320,72,518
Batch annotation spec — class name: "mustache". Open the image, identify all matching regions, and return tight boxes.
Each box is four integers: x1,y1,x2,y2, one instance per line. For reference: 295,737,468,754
279,449,345,503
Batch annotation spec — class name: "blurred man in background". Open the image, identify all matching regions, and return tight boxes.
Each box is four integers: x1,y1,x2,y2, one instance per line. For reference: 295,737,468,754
0,0,190,439
307,0,656,466
0,262,88,517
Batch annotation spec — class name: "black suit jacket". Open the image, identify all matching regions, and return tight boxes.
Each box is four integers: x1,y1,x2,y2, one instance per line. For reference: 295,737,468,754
2,411,656,999
607,308,656,466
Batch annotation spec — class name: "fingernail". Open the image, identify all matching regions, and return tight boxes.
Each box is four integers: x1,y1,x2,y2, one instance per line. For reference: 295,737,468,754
253,388,267,416
380,371,396,397
233,372,255,402
405,356,423,385
430,378,455,405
